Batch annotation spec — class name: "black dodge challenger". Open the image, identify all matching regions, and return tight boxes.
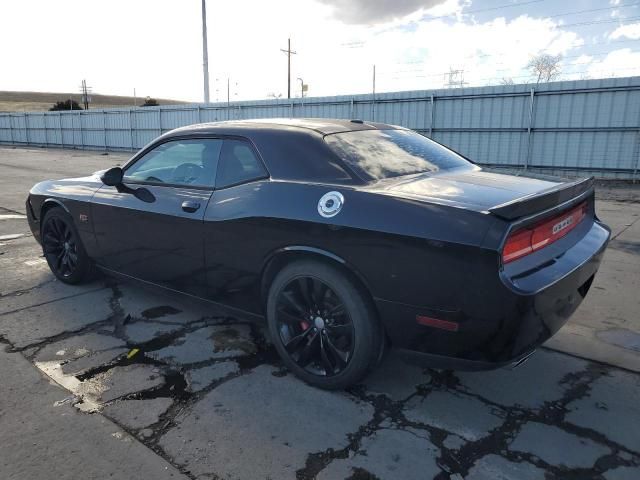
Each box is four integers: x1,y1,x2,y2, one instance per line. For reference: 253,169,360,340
27,118,610,389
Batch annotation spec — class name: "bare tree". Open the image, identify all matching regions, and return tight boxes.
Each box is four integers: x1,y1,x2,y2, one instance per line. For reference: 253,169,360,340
528,54,562,84
500,77,515,85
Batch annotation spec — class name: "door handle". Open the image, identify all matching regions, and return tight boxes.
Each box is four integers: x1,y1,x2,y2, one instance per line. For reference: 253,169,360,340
181,201,201,213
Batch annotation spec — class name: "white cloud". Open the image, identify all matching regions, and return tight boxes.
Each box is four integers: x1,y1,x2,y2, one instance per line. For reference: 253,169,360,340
585,48,640,78
609,22,640,40
314,0,447,24
572,54,594,66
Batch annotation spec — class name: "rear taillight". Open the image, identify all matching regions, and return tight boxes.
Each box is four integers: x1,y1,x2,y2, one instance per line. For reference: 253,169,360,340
503,202,587,264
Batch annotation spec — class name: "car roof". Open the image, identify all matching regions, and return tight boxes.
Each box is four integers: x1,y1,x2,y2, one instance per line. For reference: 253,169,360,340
167,118,404,137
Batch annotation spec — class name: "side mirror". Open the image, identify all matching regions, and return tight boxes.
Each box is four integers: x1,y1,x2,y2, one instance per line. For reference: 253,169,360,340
100,167,124,186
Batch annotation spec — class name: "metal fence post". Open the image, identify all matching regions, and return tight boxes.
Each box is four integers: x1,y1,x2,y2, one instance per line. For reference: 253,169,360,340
372,96,376,121
197,105,202,123
158,107,162,136
524,87,536,170
129,109,134,150
290,102,294,118
103,111,107,150
8,114,14,144
43,113,48,147
24,113,30,146
429,94,434,137
350,98,354,119
78,111,84,149
59,112,64,148
633,130,640,183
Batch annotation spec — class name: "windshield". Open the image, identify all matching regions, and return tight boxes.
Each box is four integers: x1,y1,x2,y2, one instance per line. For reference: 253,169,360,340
324,129,472,182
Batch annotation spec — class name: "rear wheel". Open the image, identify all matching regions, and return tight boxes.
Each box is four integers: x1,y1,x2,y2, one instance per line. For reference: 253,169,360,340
266,260,380,390
41,208,92,284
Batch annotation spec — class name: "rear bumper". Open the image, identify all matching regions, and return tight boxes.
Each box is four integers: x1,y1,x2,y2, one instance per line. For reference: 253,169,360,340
375,220,610,370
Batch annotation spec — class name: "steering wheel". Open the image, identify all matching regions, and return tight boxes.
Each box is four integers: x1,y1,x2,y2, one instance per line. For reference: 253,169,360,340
171,163,203,184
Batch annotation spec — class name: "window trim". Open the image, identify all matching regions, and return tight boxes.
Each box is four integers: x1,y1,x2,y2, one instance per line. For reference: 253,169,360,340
214,138,270,190
121,134,270,191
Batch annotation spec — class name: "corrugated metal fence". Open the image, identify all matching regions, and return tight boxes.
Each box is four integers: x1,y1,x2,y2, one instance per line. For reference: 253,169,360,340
1,76,639,179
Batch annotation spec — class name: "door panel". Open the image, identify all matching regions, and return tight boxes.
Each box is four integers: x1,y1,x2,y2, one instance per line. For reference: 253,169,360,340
90,137,222,297
91,184,212,297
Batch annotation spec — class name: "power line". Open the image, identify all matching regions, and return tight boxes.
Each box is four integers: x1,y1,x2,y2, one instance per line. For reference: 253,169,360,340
420,0,546,22
377,47,640,85
390,38,640,71
545,2,640,19
555,15,640,29
385,47,640,77
382,64,640,87
348,0,640,48
342,3,640,51
342,0,547,48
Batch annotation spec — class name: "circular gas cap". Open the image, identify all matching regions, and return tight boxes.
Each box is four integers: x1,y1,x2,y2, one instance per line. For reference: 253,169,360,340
318,191,344,218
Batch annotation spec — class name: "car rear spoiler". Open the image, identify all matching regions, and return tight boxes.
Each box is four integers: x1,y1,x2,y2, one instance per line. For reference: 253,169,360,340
489,177,594,220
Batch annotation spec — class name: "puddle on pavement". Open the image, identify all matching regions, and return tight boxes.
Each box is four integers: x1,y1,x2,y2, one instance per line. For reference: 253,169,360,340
141,305,182,319
210,326,257,355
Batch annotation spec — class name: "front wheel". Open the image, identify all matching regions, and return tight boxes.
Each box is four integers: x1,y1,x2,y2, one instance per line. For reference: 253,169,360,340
41,207,93,284
266,260,381,390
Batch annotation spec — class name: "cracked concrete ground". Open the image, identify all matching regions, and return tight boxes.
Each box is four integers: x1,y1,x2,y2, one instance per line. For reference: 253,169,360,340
0,147,639,480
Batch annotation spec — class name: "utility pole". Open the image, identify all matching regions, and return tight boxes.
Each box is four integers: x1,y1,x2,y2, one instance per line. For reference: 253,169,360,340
280,38,297,99
201,0,210,103
372,64,376,96
444,68,467,88
79,79,92,109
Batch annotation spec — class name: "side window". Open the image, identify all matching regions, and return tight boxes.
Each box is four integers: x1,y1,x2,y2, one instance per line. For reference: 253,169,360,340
124,139,222,187
216,139,268,188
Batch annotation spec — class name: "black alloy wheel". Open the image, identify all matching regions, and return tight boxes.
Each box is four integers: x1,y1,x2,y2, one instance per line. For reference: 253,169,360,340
275,276,354,377
42,208,92,284
267,260,381,390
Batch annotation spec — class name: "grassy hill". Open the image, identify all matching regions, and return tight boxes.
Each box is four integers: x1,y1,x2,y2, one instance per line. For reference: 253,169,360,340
0,91,189,112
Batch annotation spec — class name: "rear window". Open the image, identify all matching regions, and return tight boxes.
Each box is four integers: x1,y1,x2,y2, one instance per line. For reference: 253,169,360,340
324,129,471,181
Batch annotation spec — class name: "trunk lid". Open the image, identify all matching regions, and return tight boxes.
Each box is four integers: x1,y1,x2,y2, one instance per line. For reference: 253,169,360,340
367,166,570,214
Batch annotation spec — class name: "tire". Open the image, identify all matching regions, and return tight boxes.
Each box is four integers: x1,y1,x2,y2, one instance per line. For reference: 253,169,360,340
41,207,93,284
266,259,381,390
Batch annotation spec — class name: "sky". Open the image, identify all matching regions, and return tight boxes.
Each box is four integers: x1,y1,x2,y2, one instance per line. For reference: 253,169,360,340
1,0,640,103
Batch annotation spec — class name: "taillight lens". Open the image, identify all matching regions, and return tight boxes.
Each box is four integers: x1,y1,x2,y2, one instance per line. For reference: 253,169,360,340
503,202,587,264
